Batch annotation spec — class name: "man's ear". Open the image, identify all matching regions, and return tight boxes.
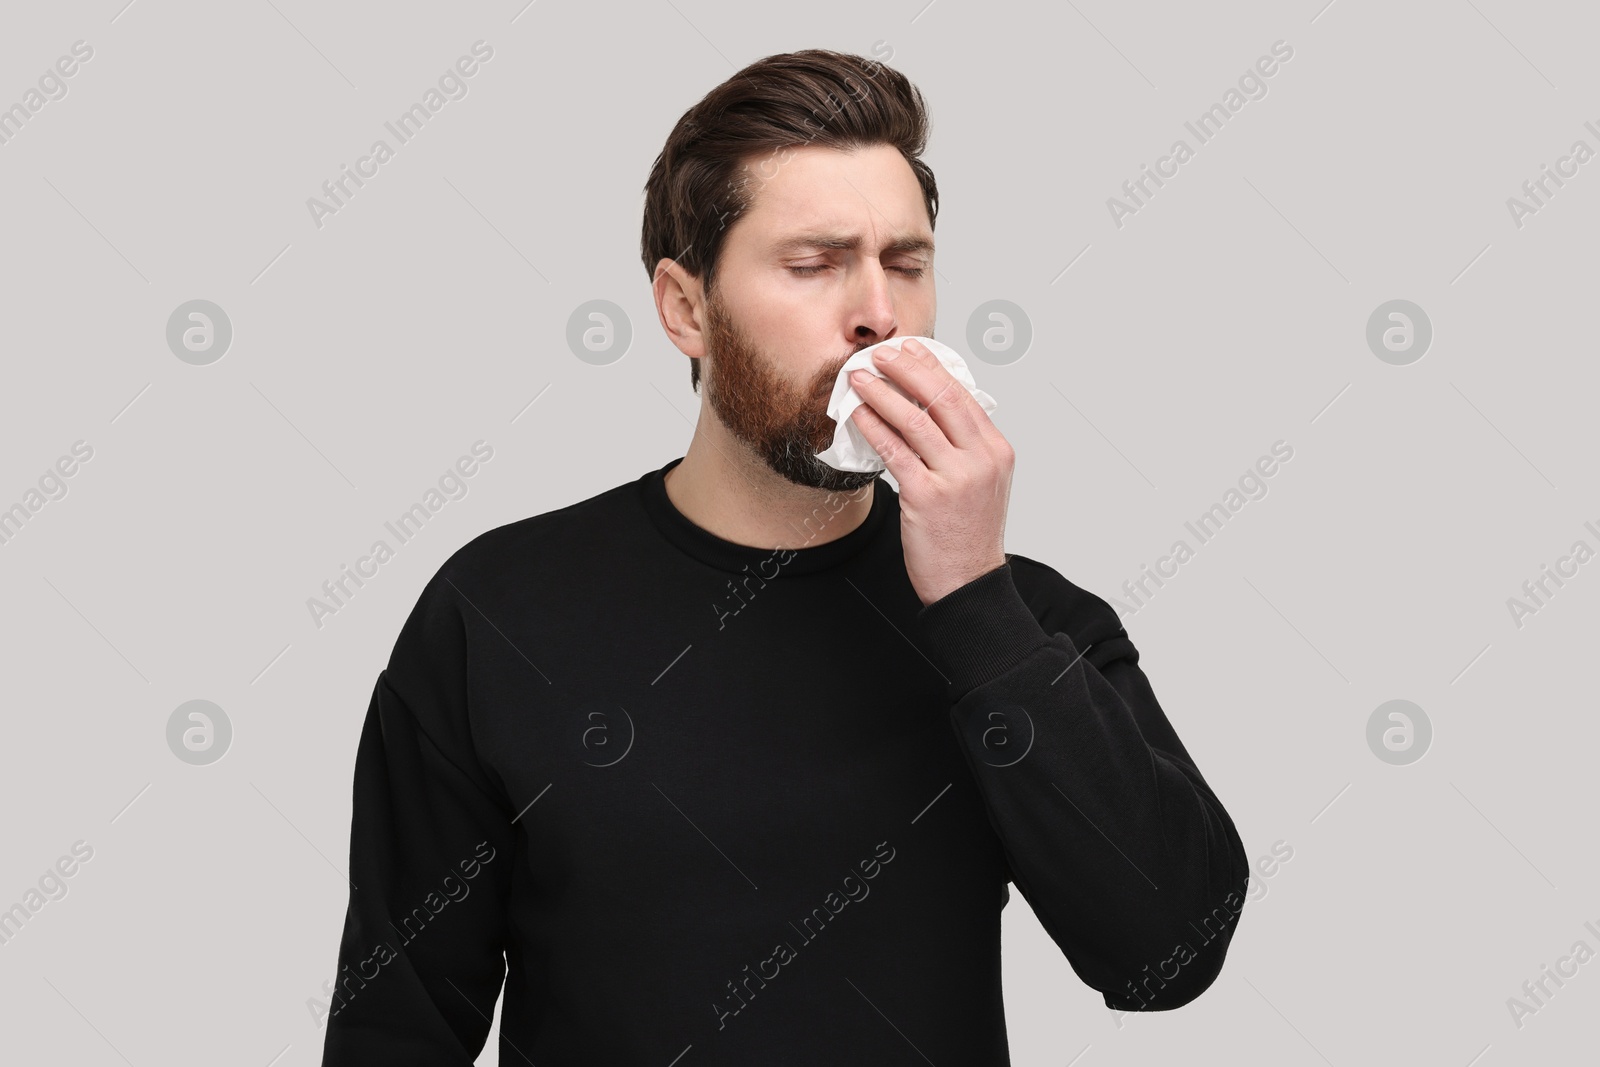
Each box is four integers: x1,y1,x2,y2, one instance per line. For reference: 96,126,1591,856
653,258,707,359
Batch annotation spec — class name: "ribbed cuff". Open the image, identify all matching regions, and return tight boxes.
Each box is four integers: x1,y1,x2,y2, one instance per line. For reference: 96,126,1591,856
914,562,1053,697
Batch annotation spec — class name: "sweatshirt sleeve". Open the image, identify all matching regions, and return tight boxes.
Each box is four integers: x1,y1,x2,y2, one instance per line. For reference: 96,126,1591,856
321,565,518,1065
914,555,1249,1012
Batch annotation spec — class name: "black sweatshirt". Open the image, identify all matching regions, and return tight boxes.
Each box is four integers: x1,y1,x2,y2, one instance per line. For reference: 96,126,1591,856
320,455,1249,1066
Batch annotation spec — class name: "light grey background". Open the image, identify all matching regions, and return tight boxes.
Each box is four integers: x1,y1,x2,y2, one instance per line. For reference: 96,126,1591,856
2,0,1595,1063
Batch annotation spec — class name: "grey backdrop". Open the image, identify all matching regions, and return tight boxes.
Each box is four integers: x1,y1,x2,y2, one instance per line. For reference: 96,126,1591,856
2,0,1596,1064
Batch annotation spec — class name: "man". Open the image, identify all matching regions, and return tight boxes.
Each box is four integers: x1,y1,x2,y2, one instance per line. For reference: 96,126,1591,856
321,48,1249,1066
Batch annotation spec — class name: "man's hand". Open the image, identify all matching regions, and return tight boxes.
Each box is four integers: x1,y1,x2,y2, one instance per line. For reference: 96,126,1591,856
847,338,1014,607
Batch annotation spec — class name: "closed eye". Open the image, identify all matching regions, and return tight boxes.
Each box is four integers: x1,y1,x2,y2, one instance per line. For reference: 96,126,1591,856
787,265,926,277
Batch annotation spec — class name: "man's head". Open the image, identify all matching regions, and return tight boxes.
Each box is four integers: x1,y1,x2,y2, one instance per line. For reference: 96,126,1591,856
642,49,938,491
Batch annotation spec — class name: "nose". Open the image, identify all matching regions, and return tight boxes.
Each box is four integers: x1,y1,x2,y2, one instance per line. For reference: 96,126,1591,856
848,264,899,350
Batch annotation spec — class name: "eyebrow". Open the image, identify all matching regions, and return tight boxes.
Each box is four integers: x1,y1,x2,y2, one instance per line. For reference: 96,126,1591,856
770,232,935,258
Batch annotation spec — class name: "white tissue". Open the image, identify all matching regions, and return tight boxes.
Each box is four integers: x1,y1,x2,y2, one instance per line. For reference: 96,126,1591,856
815,335,998,473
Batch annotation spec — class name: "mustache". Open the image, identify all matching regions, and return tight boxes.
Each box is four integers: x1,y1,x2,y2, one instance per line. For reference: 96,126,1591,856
815,357,851,393
819,345,871,388
816,335,933,395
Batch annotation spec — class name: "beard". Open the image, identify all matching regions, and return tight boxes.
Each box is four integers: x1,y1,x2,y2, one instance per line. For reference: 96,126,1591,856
701,290,885,494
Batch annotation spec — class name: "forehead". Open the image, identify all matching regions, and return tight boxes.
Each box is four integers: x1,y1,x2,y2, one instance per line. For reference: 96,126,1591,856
734,143,932,247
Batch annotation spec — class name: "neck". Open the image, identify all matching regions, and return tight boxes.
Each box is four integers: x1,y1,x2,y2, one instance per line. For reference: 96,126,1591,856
663,413,877,551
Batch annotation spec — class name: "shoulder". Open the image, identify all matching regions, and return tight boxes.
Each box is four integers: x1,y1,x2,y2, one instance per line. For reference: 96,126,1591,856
435,477,636,591
391,476,638,654
1004,552,1139,667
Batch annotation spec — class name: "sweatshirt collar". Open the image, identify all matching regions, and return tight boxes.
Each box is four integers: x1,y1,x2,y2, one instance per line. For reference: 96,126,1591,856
639,456,893,577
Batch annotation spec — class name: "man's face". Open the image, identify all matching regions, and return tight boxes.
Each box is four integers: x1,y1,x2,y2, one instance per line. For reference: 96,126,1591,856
699,143,936,492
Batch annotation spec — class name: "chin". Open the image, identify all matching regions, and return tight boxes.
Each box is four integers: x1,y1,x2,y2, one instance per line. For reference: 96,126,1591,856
769,452,880,493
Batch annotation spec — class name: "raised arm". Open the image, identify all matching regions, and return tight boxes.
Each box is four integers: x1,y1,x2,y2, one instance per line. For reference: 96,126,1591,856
915,555,1250,1011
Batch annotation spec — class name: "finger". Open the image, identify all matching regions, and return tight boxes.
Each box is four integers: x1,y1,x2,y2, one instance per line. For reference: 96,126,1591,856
872,339,988,456
849,399,923,480
850,365,953,469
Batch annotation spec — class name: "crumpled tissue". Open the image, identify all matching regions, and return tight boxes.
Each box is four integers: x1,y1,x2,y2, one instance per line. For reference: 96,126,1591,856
815,335,998,473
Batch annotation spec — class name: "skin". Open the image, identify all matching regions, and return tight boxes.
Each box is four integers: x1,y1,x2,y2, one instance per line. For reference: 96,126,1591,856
652,143,1013,606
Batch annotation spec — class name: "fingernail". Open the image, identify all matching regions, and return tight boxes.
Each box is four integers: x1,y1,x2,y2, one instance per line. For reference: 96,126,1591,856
875,346,899,361
849,369,871,383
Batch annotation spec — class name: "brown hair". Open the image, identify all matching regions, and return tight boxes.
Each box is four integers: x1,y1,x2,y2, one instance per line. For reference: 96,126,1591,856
640,48,938,392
